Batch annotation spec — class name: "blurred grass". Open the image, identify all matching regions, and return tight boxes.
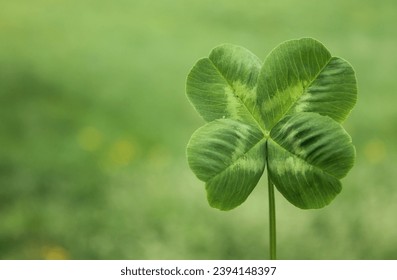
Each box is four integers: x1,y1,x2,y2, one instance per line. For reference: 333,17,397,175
0,0,397,259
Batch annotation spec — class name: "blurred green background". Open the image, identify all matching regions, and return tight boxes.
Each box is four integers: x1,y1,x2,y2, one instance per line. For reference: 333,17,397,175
1,0,396,259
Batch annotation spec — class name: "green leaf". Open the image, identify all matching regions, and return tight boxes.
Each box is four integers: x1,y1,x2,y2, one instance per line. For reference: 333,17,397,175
187,119,266,210
186,38,357,211
186,44,265,129
267,112,355,209
257,38,357,130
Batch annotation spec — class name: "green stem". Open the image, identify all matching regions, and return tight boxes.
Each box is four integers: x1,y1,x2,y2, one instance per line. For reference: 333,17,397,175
268,171,277,260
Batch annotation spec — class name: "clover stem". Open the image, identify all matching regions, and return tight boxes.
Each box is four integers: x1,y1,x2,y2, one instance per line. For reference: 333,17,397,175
268,171,277,260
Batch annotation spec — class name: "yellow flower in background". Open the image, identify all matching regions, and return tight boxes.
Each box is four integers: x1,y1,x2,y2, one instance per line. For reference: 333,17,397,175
78,126,103,152
108,139,136,167
42,245,69,260
364,138,386,164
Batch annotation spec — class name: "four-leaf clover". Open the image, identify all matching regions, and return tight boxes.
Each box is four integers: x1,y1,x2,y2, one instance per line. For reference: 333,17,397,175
186,38,357,211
